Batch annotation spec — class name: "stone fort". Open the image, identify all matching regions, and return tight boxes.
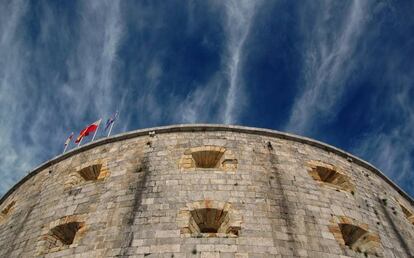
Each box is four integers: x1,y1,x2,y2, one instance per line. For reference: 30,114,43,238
0,124,413,258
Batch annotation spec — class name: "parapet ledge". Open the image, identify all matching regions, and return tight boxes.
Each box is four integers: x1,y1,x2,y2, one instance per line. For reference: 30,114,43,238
1,124,412,206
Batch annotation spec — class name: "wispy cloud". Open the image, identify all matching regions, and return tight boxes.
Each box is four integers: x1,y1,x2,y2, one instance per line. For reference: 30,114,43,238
284,0,414,194
353,70,414,195
0,0,33,192
0,1,124,195
62,1,124,120
135,57,164,126
222,0,260,124
175,73,222,123
286,0,370,134
177,0,261,124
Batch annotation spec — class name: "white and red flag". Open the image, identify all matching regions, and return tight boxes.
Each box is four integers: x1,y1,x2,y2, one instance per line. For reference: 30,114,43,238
75,119,102,144
64,132,74,146
63,132,74,153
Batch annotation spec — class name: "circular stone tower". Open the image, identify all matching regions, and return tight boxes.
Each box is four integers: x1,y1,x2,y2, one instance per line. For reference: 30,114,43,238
0,125,413,258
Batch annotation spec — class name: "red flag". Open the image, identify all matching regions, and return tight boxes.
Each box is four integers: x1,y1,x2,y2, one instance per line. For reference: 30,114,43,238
75,119,101,143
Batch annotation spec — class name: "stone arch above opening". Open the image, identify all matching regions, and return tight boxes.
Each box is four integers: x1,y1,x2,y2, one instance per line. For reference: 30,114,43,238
0,200,16,223
179,146,238,172
307,161,354,192
50,221,83,245
177,200,242,238
329,216,381,255
64,159,110,191
78,164,103,181
36,214,86,255
398,200,414,225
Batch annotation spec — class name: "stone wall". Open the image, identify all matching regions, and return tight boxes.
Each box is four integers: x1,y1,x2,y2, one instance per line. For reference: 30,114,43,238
0,125,413,258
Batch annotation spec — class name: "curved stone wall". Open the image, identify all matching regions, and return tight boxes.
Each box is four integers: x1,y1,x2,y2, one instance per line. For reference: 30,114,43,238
0,124,413,257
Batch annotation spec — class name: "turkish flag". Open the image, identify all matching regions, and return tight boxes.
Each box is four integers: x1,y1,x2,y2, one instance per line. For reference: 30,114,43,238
75,119,101,143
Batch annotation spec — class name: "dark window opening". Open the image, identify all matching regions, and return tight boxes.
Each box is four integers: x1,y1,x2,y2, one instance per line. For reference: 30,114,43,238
1,201,15,216
339,223,368,248
311,165,354,192
78,164,102,181
188,208,239,237
192,151,224,168
338,223,378,254
399,203,414,225
201,227,218,233
50,222,83,245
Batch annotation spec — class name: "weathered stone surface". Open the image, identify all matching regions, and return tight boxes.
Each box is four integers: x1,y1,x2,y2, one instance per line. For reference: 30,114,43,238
0,124,413,257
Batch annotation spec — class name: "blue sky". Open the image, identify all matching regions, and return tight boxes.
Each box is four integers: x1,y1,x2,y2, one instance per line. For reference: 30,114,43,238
0,0,413,198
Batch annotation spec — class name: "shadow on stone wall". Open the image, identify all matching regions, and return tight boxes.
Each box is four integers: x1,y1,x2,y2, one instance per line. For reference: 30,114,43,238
378,197,413,257
117,149,151,257
4,203,37,257
267,142,301,257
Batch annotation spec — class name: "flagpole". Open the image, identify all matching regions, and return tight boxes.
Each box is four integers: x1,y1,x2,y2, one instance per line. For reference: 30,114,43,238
107,121,115,137
63,144,69,153
91,119,101,142
107,111,118,137
78,137,83,147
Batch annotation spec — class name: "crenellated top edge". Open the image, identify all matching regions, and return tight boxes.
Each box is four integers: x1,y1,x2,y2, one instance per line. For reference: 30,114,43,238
1,123,412,205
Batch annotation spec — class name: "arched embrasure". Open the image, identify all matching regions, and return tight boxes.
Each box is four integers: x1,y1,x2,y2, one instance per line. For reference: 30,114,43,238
398,201,414,225
191,150,224,168
50,221,83,245
0,200,15,223
307,161,354,192
178,200,241,238
78,164,103,181
179,146,237,172
329,216,381,255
